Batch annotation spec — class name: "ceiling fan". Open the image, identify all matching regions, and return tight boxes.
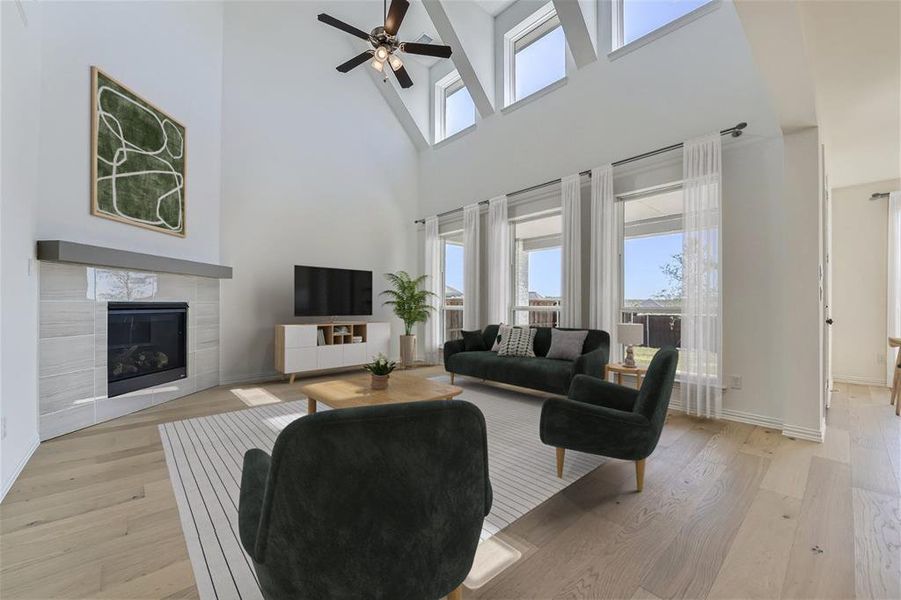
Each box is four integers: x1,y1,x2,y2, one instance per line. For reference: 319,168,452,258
317,0,453,89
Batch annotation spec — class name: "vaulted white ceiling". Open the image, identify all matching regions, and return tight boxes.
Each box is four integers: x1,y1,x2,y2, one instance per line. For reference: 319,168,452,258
799,0,900,188
472,0,518,17
734,0,900,188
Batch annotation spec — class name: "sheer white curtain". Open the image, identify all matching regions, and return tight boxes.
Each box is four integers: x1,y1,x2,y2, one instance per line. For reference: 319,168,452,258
888,191,901,386
560,174,582,328
681,133,723,418
488,196,510,325
589,164,621,362
463,203,481,330
423,216,442,363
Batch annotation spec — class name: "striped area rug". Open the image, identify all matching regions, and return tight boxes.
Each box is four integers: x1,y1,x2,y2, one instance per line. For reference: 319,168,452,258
160,379,606,599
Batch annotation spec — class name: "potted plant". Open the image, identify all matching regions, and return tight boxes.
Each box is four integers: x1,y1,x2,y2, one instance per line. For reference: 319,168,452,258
363,354,396,390
380,271,436,368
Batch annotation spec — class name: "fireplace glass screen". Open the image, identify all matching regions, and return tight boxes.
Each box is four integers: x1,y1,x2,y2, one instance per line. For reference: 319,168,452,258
107,303,187,397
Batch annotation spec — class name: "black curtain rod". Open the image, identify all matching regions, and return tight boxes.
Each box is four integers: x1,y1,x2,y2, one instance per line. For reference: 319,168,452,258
870,192,891,200
414,122,747,224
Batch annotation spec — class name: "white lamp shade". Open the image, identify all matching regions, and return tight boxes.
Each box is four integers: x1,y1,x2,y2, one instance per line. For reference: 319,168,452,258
617,322,644,346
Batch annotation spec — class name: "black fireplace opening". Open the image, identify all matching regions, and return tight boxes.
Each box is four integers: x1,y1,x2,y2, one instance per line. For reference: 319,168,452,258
107,302,188,398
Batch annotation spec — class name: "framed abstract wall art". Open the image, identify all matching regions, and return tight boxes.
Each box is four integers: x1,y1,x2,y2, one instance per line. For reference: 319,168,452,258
91,67,186,237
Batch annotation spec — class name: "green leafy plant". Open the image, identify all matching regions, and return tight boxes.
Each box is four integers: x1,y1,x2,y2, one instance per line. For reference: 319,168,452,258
380,271,436,336
363,353,396,376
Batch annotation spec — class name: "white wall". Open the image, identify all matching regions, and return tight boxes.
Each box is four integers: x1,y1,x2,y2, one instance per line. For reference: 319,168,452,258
413,2,828,434
421,1,780,216
1,0,225,498
832,178,900,385
1,0,43,500
778,127,824,439
35,0,224,264
218,1,420,384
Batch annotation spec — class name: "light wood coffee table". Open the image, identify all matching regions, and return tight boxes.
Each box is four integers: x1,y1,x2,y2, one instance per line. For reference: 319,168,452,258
300,371,463,415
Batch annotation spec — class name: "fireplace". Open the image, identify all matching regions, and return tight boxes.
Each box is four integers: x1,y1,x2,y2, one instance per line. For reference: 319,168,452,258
107,302,188,397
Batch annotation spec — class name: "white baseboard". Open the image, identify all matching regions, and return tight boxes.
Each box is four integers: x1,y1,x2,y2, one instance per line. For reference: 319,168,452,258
1,434,40,502
833,375,888,387
668,399,782,430
720,407,783,429
781,422,825,443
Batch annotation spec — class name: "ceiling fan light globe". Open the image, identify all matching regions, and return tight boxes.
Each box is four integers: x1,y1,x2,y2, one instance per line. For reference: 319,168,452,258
388,54,403,71
370,57,385,72
375,46,389,61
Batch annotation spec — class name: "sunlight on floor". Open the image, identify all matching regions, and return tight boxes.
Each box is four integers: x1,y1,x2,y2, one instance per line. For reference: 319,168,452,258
230,386,282,407
464,536,523,589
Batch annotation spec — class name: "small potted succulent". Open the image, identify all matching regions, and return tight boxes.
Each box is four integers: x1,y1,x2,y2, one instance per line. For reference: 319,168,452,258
363,353,396,390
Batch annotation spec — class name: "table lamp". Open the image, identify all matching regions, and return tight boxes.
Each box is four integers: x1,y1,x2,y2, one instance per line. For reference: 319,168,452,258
617,323,644,368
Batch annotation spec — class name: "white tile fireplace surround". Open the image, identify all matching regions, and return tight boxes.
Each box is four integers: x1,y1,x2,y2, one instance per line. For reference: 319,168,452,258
38,262,222,440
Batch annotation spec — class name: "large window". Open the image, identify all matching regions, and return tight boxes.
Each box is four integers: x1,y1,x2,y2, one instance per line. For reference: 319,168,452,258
513,213,562,326
435,71,475,143
505,3,566,106
442,235,464,342
614,0,714,49
621,187,683,367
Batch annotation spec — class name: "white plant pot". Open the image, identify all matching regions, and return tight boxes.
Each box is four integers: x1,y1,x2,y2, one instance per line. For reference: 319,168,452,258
399,335,416,368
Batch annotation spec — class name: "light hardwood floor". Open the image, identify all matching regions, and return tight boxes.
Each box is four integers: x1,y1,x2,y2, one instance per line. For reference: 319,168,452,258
1,372,898,599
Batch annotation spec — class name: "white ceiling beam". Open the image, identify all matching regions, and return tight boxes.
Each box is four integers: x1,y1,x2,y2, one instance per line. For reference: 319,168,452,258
553,0,597,68
365,68,430,151
733,0,817,131
422,0,495,117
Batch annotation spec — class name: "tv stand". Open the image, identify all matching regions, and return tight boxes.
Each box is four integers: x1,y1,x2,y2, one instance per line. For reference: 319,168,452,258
274,321,390,383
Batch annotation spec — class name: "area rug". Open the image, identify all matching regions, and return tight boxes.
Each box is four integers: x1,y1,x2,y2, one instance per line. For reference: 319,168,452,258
159,379,605,599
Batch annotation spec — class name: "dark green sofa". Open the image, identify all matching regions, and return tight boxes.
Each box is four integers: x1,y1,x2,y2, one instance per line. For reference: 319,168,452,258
443,325,610,395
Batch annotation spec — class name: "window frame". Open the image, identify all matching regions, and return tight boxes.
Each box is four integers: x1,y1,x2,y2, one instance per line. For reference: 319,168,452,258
440,234,464,343
609,0,721,57
511,212,563,327
434,71,475,144
619,182,685,368
503,2,565,107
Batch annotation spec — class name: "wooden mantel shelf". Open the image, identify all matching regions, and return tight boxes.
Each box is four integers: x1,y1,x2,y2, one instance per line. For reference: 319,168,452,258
36,240,233,279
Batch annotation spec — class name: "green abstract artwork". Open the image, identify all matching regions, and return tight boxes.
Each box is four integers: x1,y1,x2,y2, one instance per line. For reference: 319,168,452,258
91,67,186,237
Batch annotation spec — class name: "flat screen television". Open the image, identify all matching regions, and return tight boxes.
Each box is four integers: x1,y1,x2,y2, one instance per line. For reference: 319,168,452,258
294,265,373,317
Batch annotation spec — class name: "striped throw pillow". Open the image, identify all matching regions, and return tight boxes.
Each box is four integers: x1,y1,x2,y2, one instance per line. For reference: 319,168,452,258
497,326,536,357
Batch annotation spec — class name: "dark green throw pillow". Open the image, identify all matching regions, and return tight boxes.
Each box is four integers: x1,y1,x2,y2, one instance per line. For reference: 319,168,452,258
461,330,487,351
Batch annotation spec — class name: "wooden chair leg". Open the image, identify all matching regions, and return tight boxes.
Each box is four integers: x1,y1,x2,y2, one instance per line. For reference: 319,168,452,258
635,459,646,492
890,367,899,406
891,371,897,406
895,369,901,416
447,585,463,600
556,448,565,478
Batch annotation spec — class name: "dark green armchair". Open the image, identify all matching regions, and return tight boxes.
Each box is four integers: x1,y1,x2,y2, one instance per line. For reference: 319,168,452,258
239,400,492,600
539,347,678,492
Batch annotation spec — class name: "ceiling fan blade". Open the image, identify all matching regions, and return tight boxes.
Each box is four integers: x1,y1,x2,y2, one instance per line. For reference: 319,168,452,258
317,13,371,41
384,0,409,36
401,42,453,59
336,51,374,73
393,64,414,89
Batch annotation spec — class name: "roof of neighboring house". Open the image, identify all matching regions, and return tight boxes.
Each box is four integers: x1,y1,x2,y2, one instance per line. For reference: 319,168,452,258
624,298,681,309
445,285,463,297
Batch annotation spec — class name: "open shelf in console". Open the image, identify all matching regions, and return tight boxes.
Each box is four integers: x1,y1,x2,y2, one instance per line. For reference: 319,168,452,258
316,322,368,346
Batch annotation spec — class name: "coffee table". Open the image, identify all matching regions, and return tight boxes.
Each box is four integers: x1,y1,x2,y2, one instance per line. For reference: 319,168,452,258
300,371,463,415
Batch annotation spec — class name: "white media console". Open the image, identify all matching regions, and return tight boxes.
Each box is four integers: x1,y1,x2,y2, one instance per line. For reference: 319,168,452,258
274,322,390,383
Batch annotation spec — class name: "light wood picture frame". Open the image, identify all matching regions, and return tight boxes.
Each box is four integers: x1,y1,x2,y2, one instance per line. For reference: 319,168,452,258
90,66,187,237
